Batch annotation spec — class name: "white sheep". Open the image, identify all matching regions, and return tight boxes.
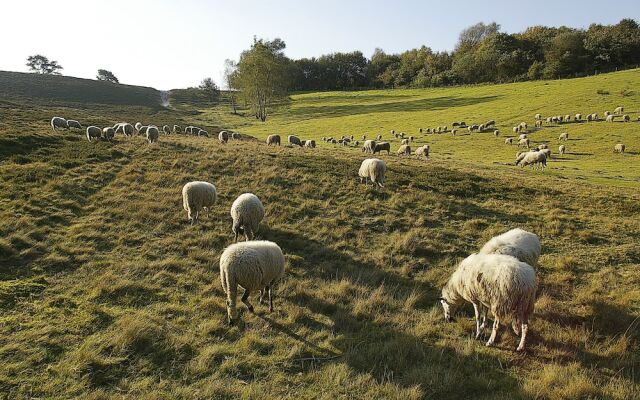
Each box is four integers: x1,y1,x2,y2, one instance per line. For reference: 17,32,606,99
575,113,582,121
182,181,217,225
558,132,568,141
518,138,530,148
494,130,500,137
199,130,209,137
623,115,630,122
51,117,69,131
304,139,316,148
397,144,411,156
114,123,134,137
516,150,546,169
614,106,624,115
358,158,386,189
266,134,281,146
538,143,548,150
220,241,285,323
534,113,542,120
146,126,159,144
163,125,171,135
67,119,82,129
173,125,182,134
218,130,229,144
439,253,537,351
478,228,541,267
362,140,376,153
606,115,615,123
135,122,143,133
604,111,611,117
373,142,390,155
86,126,101,142
415,145,429,159
102,127,115,141
614,143,625,154
564,115,571,122
231,193,264,242
377,134,383,141
401,138,409,145
505,138,513,145
558,145,566,155
540,148,551,159
288,135,302,147
232,132,241,140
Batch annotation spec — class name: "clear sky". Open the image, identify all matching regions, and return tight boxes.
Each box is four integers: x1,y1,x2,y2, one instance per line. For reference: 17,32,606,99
1,0,638,90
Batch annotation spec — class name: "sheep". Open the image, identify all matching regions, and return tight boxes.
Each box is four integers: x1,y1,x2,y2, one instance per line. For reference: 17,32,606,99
519,122,528,131
230,193,264,242
558,132,568,141
358,158,386,189
401,138,409,145
114,123,134,137
397,144,411,156
266,134,281,146
162,125,171,135
86,126,101,142
546,117,553,124
362,135,366,140
538,143,548,150
494,130,500,137
377,134,383,140
485,120,496,127
575,113,582,121
535,120,543,128
139,126,149,135
478,124,485,132
373,142,390,155
399,132,405,138
470,124,479,132
390,130,395,135
512,126,519,134
135,122,143,133
518,133,528,140
559,144,566,155
192,127,202,136
418,128,423,133
452,129,458,136
350,135,354,140
518,138,530,149
232,132,242,140
623,115,630,122
564,115,571,122
173,125,182,134
614,143,625,154
362,140,376,153
606,115,615,123
146,126,160,144
470,126,476,133
102,127,115,142
409,136,414,142
439,253,537,351
534,113,542,120
199,130,209,137
505,138,513,145
342,138,351,143
479,228,541,267
415,144,429,159
67,119,82,129
182,181,217,225
285,135,301,147
604,111,611,117
540,148,551,159
218,130,229,144
304,139,316,148
330,139,337,144
354,141,360,146
614,106,624,115
51,117,69,131
219,240,285,323
516,150,546,170
425,128,431,133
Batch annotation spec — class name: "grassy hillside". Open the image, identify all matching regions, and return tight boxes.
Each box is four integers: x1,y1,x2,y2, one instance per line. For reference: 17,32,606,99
205,69,640,187
0,71,161,107
0,71,639,399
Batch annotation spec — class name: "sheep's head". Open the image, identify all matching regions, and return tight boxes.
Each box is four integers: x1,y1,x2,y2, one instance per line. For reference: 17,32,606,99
439,287,458,322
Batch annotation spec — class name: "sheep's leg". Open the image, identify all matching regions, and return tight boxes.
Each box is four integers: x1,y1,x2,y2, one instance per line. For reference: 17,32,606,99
259,288,267,305
473,303,482,339
241,289,254,313
226,283,238,324
268,286,274,312
512,319,521,335
486,317,500,347
234,230,238,243
516,322,529,352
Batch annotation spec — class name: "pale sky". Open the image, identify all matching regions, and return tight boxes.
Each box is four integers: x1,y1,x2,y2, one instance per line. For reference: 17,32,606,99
1,0,638,90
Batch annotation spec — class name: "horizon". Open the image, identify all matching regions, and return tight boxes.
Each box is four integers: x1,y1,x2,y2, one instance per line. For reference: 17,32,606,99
2,0,639,90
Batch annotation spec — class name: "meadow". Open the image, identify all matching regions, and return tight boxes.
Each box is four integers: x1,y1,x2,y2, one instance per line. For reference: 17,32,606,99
0,70,639,399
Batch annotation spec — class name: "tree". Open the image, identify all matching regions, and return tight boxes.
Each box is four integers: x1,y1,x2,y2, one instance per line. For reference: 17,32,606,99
199,77,220,103
96,69,119,83
26,55,63,75
223,59,239,114
456,22,500,52
232,37,291,122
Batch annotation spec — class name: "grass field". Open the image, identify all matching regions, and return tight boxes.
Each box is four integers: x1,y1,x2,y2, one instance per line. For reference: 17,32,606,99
0,70,639,399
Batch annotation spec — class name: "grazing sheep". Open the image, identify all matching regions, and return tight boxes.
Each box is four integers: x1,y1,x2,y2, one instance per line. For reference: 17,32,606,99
354,141,360,146
512,127,519,134
397,144,411,156
614,106,624,115
266,134,281,146
470,124,479,132
452,129,457,136
479,228,541,267
546,117,553,124
518,133,528,140
86,126,101,142
575,114,582,121
219,240,285,323
67,119,82,129
485,120,496,127
425,128,431,133
51,117,69,131
362,135,366,140
564,115,571,122
373,142,390,155
540,148,551,159
199,130,209,137
230,193,264,242
304,139,316,148
288,135,302,147
399,132,405,138
505,138,513,145
162,125,171,135
535,120,543,128
173,125,182,134
478,124,485,132
358,158,386,189
604,111,611,117
558,132,568,141
362,140,376,153
102,127,115,142
146,126,160,144
390,130,395,135
401,138,409,145
606,115,615,123
232,132,242,140
516,151,546,170
218,131,229,144
419,128,423,133
415,145,429,159
614,143,625,154
135,122,143,133
330,139,337,144
377,134,383,140
439,253,537,351
114,123,134,137
534,114,542,120
350,135,354,140
139,126,149,135
538,143,548,150
518,138,530,148
494,130,500,137
559,144,566,155
182,181,217,225
623,115,630,122
409,136,414,142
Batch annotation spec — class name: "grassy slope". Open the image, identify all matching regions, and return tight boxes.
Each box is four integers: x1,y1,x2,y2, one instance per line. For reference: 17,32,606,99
0,72,639,399
208,69,640,187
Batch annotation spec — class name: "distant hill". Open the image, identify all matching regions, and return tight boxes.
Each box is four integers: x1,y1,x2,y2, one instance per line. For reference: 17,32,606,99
0,70,161,107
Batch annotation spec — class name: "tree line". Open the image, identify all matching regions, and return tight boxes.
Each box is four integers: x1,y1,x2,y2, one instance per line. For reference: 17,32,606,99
227,19,640,120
